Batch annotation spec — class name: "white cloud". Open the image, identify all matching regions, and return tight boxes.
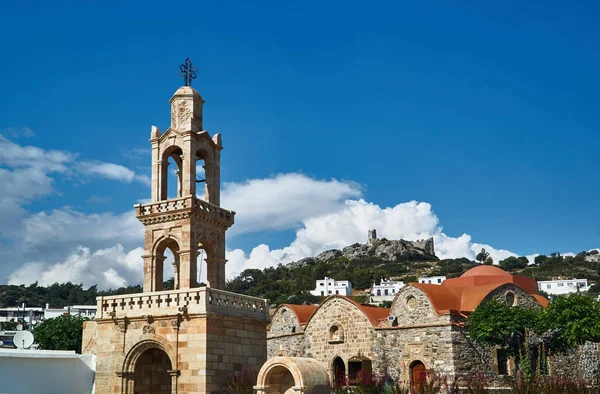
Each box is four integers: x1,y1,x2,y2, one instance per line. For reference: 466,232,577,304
22,208,142,247
8,245,144,289
0,135,71,172
225,196,527,278
221,173,362,235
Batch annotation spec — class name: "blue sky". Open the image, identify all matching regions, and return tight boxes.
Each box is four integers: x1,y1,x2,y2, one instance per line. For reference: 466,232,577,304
1,1,599,287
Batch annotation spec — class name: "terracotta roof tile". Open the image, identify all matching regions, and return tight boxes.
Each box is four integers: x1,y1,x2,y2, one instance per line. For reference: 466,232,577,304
405,265,547,315
282,304,318,325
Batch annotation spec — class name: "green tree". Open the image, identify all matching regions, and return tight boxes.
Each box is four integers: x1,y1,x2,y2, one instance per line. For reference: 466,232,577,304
468,294,600,376
537,294,600,352
500,256,529,271
476,248,490,265
34,315,88,353
467,300,537,356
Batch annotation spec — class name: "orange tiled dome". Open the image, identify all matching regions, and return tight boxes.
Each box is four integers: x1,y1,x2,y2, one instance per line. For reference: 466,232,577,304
460,265,511,277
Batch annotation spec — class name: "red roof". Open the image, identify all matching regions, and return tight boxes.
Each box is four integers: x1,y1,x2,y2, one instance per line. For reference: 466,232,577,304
282,304,318,325
407,265,546,314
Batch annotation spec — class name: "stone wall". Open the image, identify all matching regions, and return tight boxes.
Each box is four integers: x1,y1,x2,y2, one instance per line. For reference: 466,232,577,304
485,283,542,310
390,285,450,326
83,312,268,394
303,298,376,375
551,341,600,380
268,333,309,359
373,324,455,382
268,306,303,337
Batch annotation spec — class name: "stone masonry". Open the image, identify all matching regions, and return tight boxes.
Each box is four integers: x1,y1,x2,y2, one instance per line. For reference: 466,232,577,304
82,73,270,394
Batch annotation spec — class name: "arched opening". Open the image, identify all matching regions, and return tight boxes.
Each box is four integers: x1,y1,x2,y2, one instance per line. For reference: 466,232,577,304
409,360,426,393
155,238,180,291
133,347,172,394
161,147,183,200
332,357,346,387
195,148,214,204
329,324,344,343
265,365,295,394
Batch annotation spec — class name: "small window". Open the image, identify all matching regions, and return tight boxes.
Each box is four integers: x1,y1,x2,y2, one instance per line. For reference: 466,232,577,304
546,284,551,289
336,290,339,295
384,289,389,296
568,282,574,287
321,291,324,296
406,295,417,310
320,283,324,286
505,292,517,307
437,279,442,284
329,324,344,343
377,290,381,296
428,280,432,284
558,283,564,287
328,290,332,294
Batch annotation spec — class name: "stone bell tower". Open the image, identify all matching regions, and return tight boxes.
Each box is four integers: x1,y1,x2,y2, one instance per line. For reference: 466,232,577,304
83,59,269,394
136,81,234,292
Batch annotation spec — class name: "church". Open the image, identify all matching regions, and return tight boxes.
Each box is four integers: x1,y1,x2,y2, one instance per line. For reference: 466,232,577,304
265,265,598,387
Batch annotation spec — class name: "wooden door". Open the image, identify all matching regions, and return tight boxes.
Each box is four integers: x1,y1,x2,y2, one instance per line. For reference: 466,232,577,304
411,362,426,392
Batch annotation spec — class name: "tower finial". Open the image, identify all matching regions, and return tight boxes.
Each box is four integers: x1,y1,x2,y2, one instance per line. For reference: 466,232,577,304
178,57,198,87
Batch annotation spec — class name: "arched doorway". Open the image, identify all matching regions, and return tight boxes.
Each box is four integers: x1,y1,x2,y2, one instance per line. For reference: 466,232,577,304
133,347,172,394
265,366,295,394
332,356,346,387
410,361,426,393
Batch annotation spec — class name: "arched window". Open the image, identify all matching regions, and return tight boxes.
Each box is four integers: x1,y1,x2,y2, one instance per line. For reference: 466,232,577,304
160,146,183,201
154,238,180,291
329,324,344,343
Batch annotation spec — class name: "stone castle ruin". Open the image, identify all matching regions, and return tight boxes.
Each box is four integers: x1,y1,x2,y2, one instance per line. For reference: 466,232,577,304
82,74,269,394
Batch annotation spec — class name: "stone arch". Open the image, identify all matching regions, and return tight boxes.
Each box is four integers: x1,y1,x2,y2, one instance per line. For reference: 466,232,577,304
328,322,344,343
123,338,176,373
152,236,181,291
409,360,427,392
304,296,373,329
331,356,346,387
160,144,184,200
121,339,178,394
256,357,329,394
195,143,218,204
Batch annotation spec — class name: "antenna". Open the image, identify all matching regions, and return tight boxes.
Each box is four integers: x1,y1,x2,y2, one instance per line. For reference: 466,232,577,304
14,330,34,349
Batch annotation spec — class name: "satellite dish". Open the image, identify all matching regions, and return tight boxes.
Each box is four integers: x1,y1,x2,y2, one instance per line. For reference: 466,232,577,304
14,330,34,349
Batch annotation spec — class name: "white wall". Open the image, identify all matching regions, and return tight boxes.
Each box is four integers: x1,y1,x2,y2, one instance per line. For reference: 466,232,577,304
0,349,95,394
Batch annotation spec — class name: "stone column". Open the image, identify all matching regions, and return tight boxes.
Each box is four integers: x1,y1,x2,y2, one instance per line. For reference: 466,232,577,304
142,254,154,293
167,370,180,394
178,250,197,289
205,258,227,289
154,255,166,292
172,261,180,290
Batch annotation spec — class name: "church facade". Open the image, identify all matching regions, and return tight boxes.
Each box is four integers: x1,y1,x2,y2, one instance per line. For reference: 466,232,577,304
82,65,269,394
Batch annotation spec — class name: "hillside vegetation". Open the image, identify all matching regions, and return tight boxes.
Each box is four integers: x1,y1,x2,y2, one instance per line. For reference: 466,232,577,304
1,248,599,308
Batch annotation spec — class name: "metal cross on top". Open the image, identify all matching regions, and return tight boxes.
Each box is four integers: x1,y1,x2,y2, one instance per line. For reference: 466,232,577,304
178,57,198,87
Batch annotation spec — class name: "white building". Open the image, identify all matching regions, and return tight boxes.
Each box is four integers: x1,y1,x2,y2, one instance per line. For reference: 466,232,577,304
418,275,446,285
370,278,405,303
0,348,95,394
310,277,352,297
0,307,44,327
43,305,97,320
0,304,97,330
537,278,589,295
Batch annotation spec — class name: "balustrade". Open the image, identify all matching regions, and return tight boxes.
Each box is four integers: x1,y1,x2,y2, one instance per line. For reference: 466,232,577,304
96,287,268,321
